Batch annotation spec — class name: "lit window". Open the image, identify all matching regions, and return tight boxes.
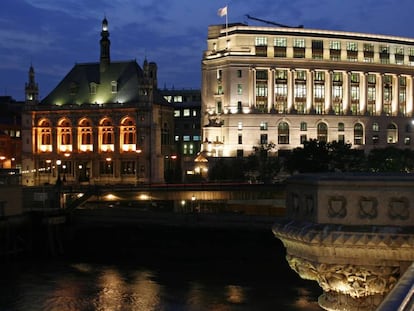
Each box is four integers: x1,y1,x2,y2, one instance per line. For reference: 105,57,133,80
175,135,179,141
237,84,243,95
192,110,197,117
173,95,183,102
193,136,201,141
260,122,268,130
293,38,305,48
255,37,267,46
90,83,97,95
183,109,190,117
274,37,287,47
300,122,307,131
183,136,190,141
174,110,180,117
329,41,341,50
346,42,358,51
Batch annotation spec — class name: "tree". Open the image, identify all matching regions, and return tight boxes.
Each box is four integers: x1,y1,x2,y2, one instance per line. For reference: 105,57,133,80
245,143,281,183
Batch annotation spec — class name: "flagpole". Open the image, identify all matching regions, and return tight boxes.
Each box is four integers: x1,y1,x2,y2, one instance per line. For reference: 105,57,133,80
225,4,228,38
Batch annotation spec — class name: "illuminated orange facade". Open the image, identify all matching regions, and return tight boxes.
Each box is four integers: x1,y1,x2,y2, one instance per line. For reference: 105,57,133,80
21,18,174,186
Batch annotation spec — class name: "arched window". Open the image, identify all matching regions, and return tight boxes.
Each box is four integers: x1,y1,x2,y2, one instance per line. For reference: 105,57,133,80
57,118,72,152
317,122,328,142
100,118,114,152
120,117,136,152
387,123,398,143
78,118,93,152
38,119,52,152
354,123,364,145
278,122,289,144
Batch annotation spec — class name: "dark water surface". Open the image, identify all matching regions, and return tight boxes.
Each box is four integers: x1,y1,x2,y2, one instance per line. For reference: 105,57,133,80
0,226,322,310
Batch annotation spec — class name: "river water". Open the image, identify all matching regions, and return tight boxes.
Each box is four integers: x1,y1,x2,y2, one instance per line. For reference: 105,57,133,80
0,226,322,311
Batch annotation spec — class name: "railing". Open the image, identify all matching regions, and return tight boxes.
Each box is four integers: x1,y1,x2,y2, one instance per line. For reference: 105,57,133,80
377,262,414,311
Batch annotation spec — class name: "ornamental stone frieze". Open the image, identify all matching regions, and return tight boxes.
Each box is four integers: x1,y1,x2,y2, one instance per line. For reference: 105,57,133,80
273,173,414,311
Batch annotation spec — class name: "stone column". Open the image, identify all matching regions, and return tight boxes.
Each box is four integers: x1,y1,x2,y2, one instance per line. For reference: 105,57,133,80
268,68,275,112
376,73,383,115
249,67,255,108
250,67,256,108
343,71,351,114
407,75,414,117
288,69,295,112
361,72,368,115
325,70,332,113
307,69,314,113
392,74,399,116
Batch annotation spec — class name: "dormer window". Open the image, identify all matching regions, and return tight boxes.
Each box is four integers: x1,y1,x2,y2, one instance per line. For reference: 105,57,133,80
69,82,78,95
111,81,118,93
90,82,97,95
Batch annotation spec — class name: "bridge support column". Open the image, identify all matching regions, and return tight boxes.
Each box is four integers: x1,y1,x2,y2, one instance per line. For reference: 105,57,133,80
272,173,414,310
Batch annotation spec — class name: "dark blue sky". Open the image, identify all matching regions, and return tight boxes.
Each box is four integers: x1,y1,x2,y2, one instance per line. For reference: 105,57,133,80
1,0,414,101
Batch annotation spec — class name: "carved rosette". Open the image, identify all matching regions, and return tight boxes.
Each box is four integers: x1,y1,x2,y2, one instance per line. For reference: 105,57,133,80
286,255,399,311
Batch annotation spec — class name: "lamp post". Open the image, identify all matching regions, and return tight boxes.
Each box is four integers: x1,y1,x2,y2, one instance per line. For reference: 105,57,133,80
56,159,62,184
136,149,142,185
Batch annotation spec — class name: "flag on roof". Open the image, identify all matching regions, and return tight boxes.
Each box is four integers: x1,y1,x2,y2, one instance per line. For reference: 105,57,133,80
217,6,227,17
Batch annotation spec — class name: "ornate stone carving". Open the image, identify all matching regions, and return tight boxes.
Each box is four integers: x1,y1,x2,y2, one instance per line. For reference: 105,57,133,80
328,196,347,218
388,197,409,220
359,197,378,219
286,254,399,299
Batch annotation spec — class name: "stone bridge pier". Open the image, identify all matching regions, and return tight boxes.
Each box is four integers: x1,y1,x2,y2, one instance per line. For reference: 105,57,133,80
272,173,414,311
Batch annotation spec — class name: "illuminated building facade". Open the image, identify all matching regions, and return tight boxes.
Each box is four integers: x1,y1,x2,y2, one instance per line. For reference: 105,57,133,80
201,23,414,158
0,96,22,171
161,89,202,181
21,18,174,186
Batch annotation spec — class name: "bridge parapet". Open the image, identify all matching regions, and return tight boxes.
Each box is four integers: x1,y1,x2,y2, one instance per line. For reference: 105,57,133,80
273,173,414,311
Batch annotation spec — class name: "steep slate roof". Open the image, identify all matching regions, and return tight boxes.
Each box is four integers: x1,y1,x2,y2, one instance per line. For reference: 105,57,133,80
41,60,145,106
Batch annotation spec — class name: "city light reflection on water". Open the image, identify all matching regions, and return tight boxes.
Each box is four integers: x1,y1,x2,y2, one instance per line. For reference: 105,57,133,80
0,228,322,310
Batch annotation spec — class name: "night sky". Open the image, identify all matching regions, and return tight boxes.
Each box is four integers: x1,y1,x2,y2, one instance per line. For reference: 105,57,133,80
1,0,414,101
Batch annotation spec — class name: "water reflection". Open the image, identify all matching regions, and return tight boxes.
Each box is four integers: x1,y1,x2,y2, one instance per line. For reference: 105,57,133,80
0,229,322,310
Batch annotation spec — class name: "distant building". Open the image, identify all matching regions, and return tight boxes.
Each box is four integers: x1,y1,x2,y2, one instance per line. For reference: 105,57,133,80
201,23,414,158
0,96,23,171
21,18,174,186
160,88,202,182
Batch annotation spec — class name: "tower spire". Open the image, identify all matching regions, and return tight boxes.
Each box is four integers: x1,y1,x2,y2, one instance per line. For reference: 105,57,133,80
100,16,110,72
25,64,39,103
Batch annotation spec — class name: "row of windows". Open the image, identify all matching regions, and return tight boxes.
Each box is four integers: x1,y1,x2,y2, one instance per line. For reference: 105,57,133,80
236,132,410,150
174,109,198,117
236,121,401,145
38,160,144,176
174,135,202,142
70,81,118,96
36,117,170,153
257,36,414,55
254,36,414,64
237,121,410,133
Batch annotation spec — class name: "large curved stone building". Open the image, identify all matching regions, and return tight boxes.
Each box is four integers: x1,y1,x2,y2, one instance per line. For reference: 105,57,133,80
201,23,414,157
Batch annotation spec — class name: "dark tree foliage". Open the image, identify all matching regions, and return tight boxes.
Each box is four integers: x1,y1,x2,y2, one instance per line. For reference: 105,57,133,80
285,139,367,173
367,147,414,172
208,158,246,181
245,143,281,183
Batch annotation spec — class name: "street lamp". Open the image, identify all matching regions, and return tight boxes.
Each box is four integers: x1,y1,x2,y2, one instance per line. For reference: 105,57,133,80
136,149,142,184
